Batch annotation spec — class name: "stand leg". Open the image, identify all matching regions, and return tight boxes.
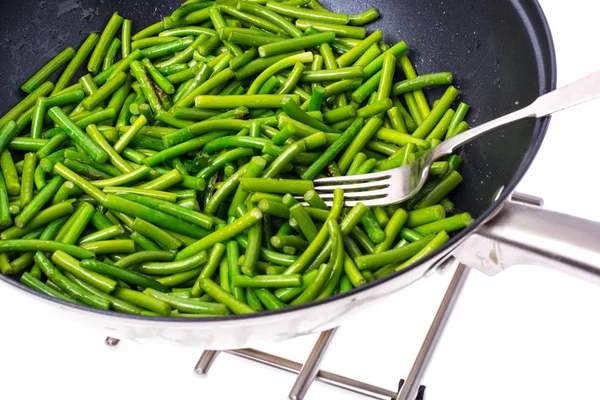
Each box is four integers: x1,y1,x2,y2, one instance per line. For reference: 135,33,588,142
195,350,220,375
396,262,469,400
289,328,338,400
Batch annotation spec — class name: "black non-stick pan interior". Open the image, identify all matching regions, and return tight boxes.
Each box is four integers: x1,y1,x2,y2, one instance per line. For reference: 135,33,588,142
0,0,556,317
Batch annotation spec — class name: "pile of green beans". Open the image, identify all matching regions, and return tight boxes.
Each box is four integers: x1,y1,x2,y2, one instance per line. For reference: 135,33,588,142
0,0,474,317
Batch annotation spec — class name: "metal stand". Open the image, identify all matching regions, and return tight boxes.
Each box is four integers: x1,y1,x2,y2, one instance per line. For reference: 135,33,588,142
194,261,470,400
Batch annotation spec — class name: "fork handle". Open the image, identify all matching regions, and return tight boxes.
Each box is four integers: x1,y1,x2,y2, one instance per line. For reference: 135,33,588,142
430,69,600,160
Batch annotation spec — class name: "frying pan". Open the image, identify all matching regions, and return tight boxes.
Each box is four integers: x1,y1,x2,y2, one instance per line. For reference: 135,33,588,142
2,0,591,350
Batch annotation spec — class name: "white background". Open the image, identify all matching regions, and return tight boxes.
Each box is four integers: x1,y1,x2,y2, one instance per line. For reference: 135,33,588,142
2,0,600,399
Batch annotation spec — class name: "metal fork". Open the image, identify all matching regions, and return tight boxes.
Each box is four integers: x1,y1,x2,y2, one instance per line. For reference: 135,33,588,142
313,70,600,207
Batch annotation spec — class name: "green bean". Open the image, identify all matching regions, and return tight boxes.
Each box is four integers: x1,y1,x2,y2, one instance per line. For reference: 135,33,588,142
118,18,131,58
80,258,168,293
47,107,108,163
225,239,246,302
425,109,455,141
0,121,18,156
281,97,337,134
232,274,302,289
0,239,91,260
220,5,284,35
14,174,63,229
413,212,474,235
398,55,430,117
236,234,298,266
130,218,182,250
396,231,450,271
51,250,117,293
405,205,446,228
103,194,210,239
137,250,207,276
265,1,348,24
335,30,382,68
30,97,46,139
116,93,136,128
229,48,258,72
88,12,124,74
20,153,36,209
57,201,95,244
300,118,362,179
257,199,290,218
240,178,314,194
356,99,393,119
296,20,365,39
290,221,335,304
141,58,175,95
322,105,355,124
337,117,382,173
361,208,385,244
0,82,54,131
1,202,74,240
78,73,99,97
34,252,109,309
271,235,309,251
375,53,396,104
159,35,211,70
258,32,334,58
357,234,435,270
121,193,213,230
102,38,121,71
0,150,20,196
176,208,262,260
446,120,470,139
302,191,326,211
249,287,283,310
171,107,220,121
391,72,454,96
112,251,175,269
198,278,254,314
414,171,463,209
78,225,124,244
130,60,162,114
144,288,227,315
93,49,143,88
447,102,470,136
132,21,166,41
204,164,248,215
191,243,226,297
52,34,99,95
372,208,408,253
128,232,159,251
68,273,144,314
362,41,408,78
89,166,150,189
8,137,48,152
238,1,303,38
112,287,171,315
411,86,459,139
351,226,376,253
21,272,78,303
84,126,132,174
245,288,264,311
440,198,455,214
301,67,363,84
21,47,75,93
347,7,379,25
0,173,12,228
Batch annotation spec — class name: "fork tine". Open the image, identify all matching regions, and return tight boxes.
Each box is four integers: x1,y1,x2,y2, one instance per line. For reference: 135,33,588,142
317,189,389,200
314,180,390,192
322,198,391,208
313,170,392,185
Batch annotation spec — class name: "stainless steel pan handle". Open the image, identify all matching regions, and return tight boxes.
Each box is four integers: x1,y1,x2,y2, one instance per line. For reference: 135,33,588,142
452,198,600,283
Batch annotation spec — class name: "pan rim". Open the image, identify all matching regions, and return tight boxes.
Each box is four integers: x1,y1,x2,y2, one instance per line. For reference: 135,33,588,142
0,0,558,325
